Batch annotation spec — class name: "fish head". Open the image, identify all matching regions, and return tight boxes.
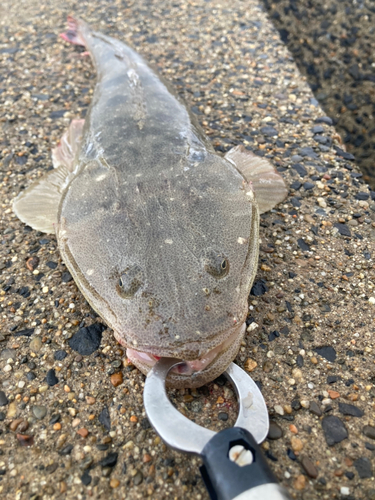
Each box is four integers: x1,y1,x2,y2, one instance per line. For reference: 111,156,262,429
58,155,259,387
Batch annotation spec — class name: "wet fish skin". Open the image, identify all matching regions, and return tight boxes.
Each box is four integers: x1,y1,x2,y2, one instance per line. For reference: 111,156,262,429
13,18,287,387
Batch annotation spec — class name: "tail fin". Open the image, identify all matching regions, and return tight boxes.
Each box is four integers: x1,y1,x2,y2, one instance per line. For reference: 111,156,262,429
60,15,86,47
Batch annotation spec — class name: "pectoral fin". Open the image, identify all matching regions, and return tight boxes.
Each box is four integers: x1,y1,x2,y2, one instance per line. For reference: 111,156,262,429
12,119,84,234
225,145,288,214
52,119,85,171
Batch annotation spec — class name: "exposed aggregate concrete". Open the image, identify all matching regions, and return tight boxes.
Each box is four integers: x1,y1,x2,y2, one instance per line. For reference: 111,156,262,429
262,0,375,187
0,0,375,499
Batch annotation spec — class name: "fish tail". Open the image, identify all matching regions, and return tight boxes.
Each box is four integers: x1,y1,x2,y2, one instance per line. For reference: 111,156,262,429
60,15,88,48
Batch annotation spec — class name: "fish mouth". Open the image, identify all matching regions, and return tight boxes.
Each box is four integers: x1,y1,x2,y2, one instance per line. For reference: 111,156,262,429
125,322,246,388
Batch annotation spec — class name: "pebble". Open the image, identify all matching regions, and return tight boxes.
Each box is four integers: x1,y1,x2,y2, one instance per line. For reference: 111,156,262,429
7,402,17,419
314,346,336,362
353,457,373,479
327,390,339,399
274,405,284,415
99,406,111,431
110,478,120,488
290,437,303,452
301,456,318,478
46,369,59,386
54,350,67,361
56,434,68,450
68,323,105,355
338,402,364,417
26,256,39,271
32,405,47,420
133,471,143,486
363,425,375,440
0,391,9,407
262,361,274,373
0,348,16,360
17,434,34,447
250,281,268,296
72,418,81,427
110,372,123,387
218,412,228,421
322,415,348,446
268,421,283,440
99,452,118,468
244,358,257,372
309,401,322,416
77,428,89,438
293,474,306,490
59,444,73,456
81,471,92,486
317,197,327,208
10,418,23,431
61,271,73,283
291,368,302,380
29,337,42,352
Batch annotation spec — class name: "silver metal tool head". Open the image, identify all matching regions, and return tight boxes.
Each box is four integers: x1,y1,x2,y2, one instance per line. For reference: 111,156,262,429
143,359,269,455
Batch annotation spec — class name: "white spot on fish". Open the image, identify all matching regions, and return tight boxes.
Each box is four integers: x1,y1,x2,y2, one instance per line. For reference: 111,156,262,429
87,269,94,276
165,239,173,245
127,68,139,88
135,173,142,177
237,237,248,244
96,174,107,182
246,191,254,200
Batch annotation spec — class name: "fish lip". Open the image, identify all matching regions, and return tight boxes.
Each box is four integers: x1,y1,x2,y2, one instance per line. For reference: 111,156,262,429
114,313,247,360
113,308,247,361
125,321,246,375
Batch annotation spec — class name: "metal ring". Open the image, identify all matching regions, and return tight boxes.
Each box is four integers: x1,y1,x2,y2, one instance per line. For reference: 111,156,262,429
143,359,268,455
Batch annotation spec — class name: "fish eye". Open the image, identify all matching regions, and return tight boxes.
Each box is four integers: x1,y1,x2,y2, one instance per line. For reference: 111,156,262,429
204,249,229,279
116,265,143,298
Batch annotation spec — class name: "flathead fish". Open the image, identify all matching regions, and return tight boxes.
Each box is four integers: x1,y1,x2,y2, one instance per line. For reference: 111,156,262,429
13,17,287,387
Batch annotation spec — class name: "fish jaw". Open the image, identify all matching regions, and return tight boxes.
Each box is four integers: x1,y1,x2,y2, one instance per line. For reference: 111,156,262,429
119,322,246,388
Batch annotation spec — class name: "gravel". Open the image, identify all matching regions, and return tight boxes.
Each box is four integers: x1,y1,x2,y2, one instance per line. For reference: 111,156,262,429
262,0,375,187
0,0,374,499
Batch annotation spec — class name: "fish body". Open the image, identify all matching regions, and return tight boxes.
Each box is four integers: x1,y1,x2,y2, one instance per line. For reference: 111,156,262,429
13,18,287,387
